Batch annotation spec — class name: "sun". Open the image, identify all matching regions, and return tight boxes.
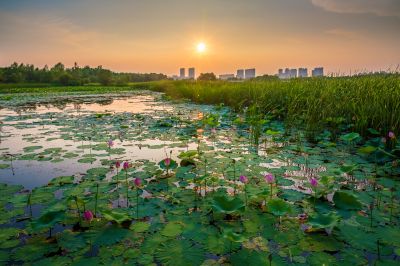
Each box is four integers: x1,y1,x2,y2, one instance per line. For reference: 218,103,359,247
196,42,206,53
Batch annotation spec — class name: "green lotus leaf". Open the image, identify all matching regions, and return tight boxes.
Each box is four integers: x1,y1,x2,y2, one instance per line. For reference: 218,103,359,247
178,150,198,159
212,195,245,214
0,163,9,169
308,212,339,230
222,229,247,243
31,210,65,231
358,146,377,154
102,209,131,224
58,231,87,252
267,198,291,216
161,221,184,237
130,221,150,233
93,225,130,246
48,175,74,186
340,132,360,142
333,191,362,210
156,239,204,266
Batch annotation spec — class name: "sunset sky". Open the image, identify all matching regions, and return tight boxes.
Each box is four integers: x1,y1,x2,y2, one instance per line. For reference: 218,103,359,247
0,0,399,76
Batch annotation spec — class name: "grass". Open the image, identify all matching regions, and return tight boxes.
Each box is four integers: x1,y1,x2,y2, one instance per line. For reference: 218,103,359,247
0,81,160,94
150,75,400,139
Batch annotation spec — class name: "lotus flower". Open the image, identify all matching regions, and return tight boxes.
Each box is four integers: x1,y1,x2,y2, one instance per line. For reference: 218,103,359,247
83,210,94,222
123,161,129,170
297,213,308,223
264,173,275,184
388,131,395,139
211,128,217,134
115,161,121,168
239,175,248,184
310,178,318,188
134,177,141,187
108,139,114,148
164,158,171,166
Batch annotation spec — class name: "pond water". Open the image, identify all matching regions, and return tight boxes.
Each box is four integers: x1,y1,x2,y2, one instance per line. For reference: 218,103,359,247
0,92,202,189
0,90,398,265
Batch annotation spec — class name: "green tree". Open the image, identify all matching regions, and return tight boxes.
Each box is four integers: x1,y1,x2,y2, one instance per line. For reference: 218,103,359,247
197,72,217,81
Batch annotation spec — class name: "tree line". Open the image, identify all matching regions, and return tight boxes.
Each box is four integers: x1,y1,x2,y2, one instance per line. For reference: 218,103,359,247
0,62,168,86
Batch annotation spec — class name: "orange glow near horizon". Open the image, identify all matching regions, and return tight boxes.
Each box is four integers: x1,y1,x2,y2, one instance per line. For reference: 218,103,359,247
0,1,399,76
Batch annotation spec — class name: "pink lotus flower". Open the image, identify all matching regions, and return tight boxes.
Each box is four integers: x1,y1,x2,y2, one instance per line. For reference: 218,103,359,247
388,131,395,139
310,178,318,188
164,158,171,166
108,139,114,148
115,161,121,168
134,177,142,187
264,173,275,184
123,161,130,170
83,210,93,222
297,213,308,222
239,175,248,184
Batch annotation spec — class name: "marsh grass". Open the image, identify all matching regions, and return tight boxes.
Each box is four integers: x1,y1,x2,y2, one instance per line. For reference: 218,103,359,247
151,75,400,140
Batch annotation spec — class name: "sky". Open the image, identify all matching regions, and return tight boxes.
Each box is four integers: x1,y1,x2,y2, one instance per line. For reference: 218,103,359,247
0,0,399,76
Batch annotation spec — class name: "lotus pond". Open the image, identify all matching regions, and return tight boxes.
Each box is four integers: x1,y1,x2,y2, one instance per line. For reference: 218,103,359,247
0,90,399,265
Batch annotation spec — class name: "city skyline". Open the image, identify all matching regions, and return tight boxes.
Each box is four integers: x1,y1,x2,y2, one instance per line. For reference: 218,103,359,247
0,0,399,75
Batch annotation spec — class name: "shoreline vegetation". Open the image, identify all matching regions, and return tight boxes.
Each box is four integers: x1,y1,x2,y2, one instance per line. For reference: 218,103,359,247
2,74,398,141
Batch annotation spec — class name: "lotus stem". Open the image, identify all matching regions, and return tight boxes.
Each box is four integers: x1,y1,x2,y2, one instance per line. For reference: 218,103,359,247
270,183,273,200
125,170,129,208
136,188,139,219
95,183,99,217
244,184,247,207
74,196,82,224
27,192,32,218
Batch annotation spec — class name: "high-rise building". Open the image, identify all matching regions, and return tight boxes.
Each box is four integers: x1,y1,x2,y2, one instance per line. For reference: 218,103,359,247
188,68,195,79
219,74,235,80
298,68,308,78
179,68,185,79
245,68,256,79
237,69,244,79
289,69,297,78
278,69,283,76
312,67,324,77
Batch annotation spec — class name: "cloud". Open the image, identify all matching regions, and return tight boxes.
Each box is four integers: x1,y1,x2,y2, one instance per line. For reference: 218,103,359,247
310,0,400,17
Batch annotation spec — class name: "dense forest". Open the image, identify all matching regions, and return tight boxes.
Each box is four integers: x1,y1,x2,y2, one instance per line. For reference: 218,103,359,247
0,62,168,86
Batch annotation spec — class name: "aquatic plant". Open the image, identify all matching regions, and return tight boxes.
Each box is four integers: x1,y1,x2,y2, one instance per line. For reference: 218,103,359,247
123,161,130,207
240,175,249,206
264,173,275,200
134,177,142,219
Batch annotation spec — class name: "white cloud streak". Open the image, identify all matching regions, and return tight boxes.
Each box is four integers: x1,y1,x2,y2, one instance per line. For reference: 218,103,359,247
311,0,400,17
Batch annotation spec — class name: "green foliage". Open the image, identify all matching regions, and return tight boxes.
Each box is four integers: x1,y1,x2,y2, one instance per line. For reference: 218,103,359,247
212,195,245,214
0,62,167,86
333,191,362,210
197,73,217,81
267,198,291,216
156,239,204,266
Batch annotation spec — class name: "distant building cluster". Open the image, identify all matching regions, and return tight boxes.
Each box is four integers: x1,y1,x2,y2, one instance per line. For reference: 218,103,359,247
278,67,324,79
221,68,256,80
172,67,196,80
172,66,324,81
